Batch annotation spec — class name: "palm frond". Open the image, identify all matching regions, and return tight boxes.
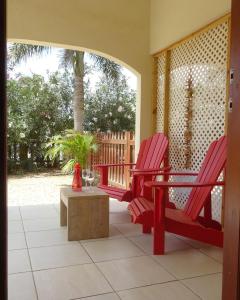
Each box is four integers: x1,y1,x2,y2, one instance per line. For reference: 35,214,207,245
90,54,121,83
59,49,75,69
62,159,76,174
44,144,63,161
45,130,97,173
8,43,51,65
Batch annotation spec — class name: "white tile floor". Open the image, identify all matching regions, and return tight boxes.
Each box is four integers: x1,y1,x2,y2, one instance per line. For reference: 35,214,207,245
8,199,223,300
7,175,223,300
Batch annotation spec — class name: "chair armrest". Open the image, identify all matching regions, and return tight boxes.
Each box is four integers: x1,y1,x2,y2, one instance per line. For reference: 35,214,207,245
165,172,198,176
130,170,197,177
130,166,171,174
145,181,225,189
94,163,136,168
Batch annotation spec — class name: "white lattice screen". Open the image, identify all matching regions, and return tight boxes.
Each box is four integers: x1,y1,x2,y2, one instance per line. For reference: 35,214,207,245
156,53,166,133
155,19,229,222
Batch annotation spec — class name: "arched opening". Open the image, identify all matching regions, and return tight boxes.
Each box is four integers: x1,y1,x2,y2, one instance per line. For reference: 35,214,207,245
7,40,139,199
8,39,142,149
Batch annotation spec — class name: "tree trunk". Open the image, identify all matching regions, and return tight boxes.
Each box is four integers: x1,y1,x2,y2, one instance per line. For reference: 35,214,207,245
19,143,28,161
73,52,85,132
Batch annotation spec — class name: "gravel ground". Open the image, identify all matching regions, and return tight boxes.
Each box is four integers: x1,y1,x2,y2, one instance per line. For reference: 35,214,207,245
8,172,72,206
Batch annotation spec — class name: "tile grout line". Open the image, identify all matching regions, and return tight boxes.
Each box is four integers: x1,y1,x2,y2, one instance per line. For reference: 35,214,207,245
123,232,181,282
10,203,221,300
81,246,147,264
121,232,217,300
80,239,122,299
80,228,181,298
197,248,223,264
18,206,39,300
69,291,120,300
180,280,204,300
26,262,94,273
176,236,223,264
179,271,223,281
124,229,222,295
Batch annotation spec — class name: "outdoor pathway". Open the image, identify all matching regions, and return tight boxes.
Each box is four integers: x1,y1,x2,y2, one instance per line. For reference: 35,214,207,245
8,174,223,300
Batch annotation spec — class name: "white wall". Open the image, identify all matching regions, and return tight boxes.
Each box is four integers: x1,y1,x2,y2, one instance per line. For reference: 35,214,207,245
150,0,231,53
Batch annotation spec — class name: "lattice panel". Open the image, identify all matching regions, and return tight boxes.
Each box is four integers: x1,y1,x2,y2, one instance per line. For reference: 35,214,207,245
156,53,166,132
156,20,229,221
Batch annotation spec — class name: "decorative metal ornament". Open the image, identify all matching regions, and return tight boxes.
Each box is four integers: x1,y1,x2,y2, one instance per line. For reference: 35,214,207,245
183,71,194,169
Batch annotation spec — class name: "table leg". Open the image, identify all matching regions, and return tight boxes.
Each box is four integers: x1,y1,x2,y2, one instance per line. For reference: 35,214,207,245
67,201,81,241
60,199,67,226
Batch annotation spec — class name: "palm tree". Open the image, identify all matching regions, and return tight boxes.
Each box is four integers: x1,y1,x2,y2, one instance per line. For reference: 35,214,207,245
9,44,121,132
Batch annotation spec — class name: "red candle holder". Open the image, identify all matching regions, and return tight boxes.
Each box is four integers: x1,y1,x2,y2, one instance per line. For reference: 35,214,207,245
72,162,82,191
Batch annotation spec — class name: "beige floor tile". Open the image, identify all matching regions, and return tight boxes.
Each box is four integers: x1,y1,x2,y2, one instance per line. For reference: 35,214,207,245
83,238,144,262
178,236,212,249
118,281,200,300
177,237,223,263
79,293,119,300
26,229,69,248
199,246,223,263
97,255,174,291
20,205,58,219
113,223,143,237
153,248,222,279
110,198,129,213
110,212,131,224
8,221,24,234
23,218,61,232
29,244,91,270
34,264,112,300
80,225,123,243
182,273,222,300
130,233,190,254
8,272,37,300
8,233,27,250
8,207,21,221
8,249,31,274
54,203,60,212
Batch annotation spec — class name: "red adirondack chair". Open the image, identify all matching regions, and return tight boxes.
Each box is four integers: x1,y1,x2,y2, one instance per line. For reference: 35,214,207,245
128,136,227,254
95,133,169,202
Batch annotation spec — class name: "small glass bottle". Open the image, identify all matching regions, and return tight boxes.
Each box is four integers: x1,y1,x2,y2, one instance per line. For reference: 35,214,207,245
72,163,82,191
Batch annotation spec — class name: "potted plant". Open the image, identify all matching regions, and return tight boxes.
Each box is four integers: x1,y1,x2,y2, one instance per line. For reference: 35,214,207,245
45,130,97,174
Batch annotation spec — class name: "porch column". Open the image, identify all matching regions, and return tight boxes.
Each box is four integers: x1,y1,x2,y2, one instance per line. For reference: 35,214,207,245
222,0,240,298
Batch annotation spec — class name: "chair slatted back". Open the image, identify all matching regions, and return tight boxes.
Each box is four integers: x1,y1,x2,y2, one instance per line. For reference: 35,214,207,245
136,133,168,170
134,133,168,197
184,136,227,220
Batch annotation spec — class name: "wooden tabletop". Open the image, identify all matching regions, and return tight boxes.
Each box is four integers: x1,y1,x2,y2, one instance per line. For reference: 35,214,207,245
60,186,108,198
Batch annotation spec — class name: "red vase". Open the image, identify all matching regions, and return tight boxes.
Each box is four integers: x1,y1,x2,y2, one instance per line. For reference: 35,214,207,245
72,163,82,191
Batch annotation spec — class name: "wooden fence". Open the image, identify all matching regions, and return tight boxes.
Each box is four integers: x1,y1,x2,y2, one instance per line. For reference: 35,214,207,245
91,132,135,189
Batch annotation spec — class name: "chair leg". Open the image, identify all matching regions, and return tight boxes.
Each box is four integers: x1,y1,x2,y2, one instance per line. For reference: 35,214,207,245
153,226,165,255
153,187,165,255
142,224,151,234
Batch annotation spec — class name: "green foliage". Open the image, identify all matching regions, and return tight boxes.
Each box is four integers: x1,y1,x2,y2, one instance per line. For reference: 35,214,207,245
7,43,136,174
8,44,51,65
9,43,122,131
7,72,74,165
45,130,97,173
84,76,136,132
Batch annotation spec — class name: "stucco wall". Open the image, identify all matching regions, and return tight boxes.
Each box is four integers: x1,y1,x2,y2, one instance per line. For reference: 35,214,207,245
7,0,232,148
150,0,231,54
7,0,152,149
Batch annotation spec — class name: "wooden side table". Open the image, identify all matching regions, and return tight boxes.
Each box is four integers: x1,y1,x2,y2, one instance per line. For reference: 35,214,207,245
60,187,109,241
